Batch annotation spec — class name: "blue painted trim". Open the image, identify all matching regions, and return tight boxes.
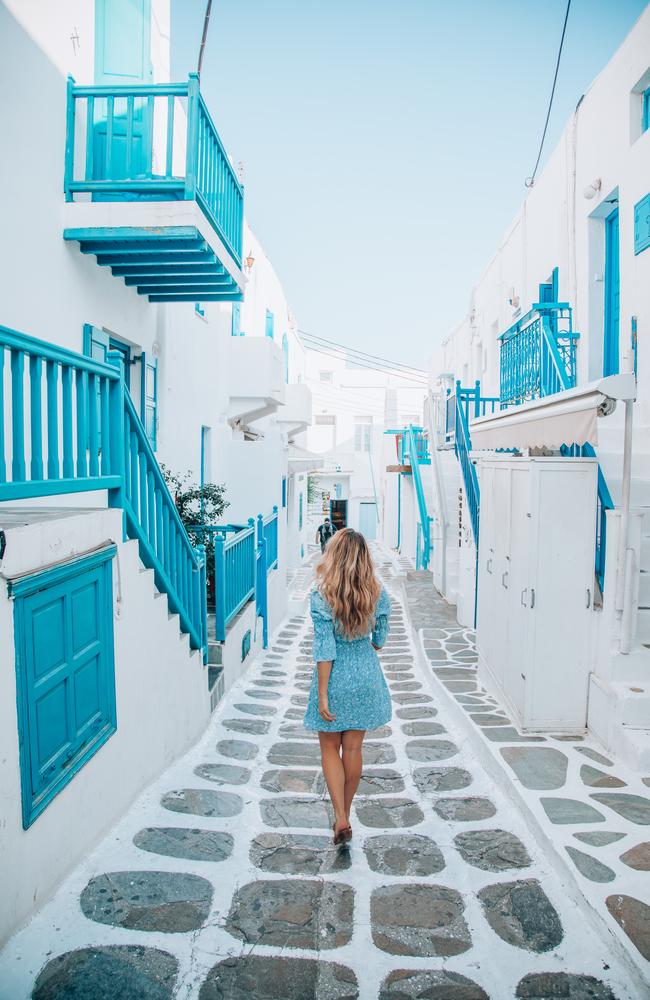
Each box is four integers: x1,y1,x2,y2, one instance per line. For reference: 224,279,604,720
643,87,650,133
265,310,274,340
13,545,117,828
633,193,650,256
604,208,620,377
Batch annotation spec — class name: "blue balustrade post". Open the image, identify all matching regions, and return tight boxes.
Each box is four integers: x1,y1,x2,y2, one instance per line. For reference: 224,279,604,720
256,512,264,548
474,380,481,419
214,531,227,642
106,350,127,536
258,534,268,648
196,543,208,664
64,76,75,202
185,73,200,201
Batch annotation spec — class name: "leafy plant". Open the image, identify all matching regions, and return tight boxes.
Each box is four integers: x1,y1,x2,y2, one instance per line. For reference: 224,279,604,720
307,475,317,505
161,466,230,610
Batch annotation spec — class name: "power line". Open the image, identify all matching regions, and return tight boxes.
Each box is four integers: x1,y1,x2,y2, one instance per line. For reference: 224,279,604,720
298,329,427,376
197,0,213,79
304,342,429,385
525,0,571,188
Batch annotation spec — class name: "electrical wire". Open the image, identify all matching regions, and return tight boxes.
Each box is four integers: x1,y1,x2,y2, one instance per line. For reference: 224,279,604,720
197,0,213,79
304,343,429,385
299,329,427,376
525,0,571,188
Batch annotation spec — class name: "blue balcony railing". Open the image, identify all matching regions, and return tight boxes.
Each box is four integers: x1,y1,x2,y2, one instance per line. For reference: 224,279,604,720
64,74,244,268
260,507,279,572
398,427,430,466
499,303,579,409
445,381,499,449
402,425,432,570
214,522,256,641
0,326,207,657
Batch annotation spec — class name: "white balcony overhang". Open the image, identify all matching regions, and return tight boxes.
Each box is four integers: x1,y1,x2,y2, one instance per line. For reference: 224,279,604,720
288,444,324,473
276,384,313,439
228,337,285,425
64,200,245,302
470,373,636,450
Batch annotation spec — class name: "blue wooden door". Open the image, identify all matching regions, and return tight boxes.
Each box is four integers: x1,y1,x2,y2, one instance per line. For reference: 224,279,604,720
604,208,620,377
94,0,152,183
359,502,377,540
13,549,117,827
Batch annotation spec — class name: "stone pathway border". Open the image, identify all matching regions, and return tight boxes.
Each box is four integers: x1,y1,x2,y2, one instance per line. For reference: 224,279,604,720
410,599,650,993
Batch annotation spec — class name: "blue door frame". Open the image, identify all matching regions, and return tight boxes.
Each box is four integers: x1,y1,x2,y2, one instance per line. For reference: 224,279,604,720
604,208,620,377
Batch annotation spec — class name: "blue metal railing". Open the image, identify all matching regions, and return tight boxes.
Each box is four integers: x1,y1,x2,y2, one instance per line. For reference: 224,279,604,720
398,427,430,464
453,387,480,546
499,303,579,409
402,425,432,570
445,381,500,449
214,520,256,641
64,74,244,266
261,507,279,572
0,326,207,657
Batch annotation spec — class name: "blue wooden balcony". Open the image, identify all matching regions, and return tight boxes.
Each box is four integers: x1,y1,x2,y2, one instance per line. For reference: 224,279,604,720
63,74,244,302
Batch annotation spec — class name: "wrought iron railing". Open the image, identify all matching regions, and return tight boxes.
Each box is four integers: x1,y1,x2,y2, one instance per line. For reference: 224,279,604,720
64,74,244,266
499,303,579,409
0,326,207,656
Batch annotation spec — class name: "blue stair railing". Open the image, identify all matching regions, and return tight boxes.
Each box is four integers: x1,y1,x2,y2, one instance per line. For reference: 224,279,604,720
214,520,256,642
560,443,614,594
499,302,579,409
261,507,279,572
0,325,207,658
402,425,432,570
65,74,244,267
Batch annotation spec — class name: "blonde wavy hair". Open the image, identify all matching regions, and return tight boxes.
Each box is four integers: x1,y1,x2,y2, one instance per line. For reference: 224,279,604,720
316,528,381,639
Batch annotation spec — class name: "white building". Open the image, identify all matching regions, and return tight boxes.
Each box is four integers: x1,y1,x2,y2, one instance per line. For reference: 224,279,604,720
411,6,650,767
0,0,311,945
305,349,425,548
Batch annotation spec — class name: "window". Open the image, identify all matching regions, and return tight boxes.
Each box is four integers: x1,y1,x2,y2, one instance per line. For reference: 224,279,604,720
265,309,274,340
319,370,334,383
643,86,650,134
314,414,336,451
298,493,303,530
354,415,373,452
12,547,117,828
141,353,158,450
281,476,287,508
630,72,650,143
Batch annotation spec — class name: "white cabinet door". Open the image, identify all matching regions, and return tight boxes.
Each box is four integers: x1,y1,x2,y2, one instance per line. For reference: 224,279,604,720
476,464,496,674
524,461,597,729
491,466,512,689
505,467,531,721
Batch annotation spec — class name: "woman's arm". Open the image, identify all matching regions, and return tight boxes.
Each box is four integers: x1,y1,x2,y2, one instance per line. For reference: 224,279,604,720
317,661,336,721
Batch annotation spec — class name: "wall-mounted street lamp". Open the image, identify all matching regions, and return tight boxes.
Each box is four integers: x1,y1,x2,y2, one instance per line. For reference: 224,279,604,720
244,250,255,274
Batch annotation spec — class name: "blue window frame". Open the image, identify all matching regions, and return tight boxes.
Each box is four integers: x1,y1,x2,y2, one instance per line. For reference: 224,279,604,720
141,352,157,450
282,477,287,508
265,310,274,340
643,87,650,134
195,303,205,319
604,208,620,377
298,492,303,530
11,547,117,828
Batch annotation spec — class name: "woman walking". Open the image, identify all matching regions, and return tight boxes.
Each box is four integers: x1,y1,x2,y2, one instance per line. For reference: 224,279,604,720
303,528,391,844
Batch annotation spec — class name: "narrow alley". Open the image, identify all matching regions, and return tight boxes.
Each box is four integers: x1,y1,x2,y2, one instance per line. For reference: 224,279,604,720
0,548,635,1000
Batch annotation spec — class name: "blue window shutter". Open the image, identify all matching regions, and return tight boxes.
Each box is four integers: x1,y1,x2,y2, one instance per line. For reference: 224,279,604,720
83,323,110,363
282,477,287,508
265,310,274,340
282,333,289,382
634,194,650,255
231,302,241,337
141,352,158,450
12,548,117,828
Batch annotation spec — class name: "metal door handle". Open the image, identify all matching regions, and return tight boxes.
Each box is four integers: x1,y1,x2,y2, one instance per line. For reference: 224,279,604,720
486,557,492,574
501,571,509,589
586,588,591,609
521,588,527,607
530,588,535,609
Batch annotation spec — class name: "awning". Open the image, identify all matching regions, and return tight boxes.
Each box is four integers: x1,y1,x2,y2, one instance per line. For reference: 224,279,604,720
287,445,324,473
470,373,636,450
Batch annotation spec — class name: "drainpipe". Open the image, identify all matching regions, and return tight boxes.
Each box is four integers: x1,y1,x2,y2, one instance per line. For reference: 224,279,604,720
616,339,636,654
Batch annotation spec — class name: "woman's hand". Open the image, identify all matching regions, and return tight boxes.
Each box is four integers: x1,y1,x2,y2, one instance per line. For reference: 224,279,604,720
318,700,336,722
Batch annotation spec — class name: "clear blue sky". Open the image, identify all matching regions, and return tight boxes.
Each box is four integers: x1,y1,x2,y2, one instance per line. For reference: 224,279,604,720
172,0,647,368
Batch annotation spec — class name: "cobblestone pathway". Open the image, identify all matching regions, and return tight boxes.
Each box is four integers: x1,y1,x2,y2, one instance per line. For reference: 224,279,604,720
0,553,639,999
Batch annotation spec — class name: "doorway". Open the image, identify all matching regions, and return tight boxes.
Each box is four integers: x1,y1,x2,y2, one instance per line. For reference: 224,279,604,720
604,207,620,376
329,499,348,532
359,502,378,540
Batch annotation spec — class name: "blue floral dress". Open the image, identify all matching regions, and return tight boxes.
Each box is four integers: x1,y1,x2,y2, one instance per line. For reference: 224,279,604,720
303,587,392,732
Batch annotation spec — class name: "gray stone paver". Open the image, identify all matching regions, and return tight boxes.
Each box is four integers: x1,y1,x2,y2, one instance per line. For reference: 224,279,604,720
0,548,639,999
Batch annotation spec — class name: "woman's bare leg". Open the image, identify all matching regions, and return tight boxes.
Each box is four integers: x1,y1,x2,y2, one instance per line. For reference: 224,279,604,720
318,732,347,834
342,729,366,821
